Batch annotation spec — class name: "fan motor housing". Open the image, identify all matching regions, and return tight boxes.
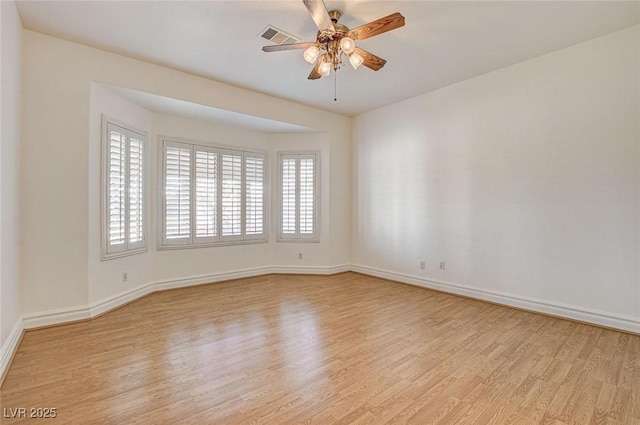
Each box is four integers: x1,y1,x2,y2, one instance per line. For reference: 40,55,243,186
317,10,349,43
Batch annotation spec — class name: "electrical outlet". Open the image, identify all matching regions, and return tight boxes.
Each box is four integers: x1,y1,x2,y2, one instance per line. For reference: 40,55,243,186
439,262,445,270
298,253,303,260
123,272,128,282
420,261,425,269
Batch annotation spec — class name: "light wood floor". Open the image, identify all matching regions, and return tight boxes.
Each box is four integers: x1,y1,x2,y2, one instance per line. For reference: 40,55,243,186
1,272,638,424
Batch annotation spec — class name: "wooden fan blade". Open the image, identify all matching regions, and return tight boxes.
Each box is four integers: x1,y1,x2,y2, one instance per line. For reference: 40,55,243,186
302,0,335,32
348,12,405,41
308,58,323,80
355,47,386,71
262,42,317,52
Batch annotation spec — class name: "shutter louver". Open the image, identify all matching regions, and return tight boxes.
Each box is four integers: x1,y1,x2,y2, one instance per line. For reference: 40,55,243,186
221,151,242,239
165,145,191,242
245,155,265,238
195,148,218,242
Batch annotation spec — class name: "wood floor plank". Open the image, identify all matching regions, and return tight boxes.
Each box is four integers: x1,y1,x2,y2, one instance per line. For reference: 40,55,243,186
0,272,638,424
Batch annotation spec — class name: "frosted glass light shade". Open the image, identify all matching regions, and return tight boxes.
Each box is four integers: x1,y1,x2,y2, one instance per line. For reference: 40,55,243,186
349,52,364,69
318,60,331,76
339,37,356,55
303,45,320,64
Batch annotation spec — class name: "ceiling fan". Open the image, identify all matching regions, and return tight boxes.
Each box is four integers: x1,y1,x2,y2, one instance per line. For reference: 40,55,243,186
262,0,405,80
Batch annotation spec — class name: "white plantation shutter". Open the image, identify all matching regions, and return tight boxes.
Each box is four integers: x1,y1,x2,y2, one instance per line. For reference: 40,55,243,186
244,154,265,239
161,139,267,248
195,147,218,243
278,152,318,241
221,150,242,241
128,136,144,249
164,142,191,244
103,120,147,259
299,156,315,237
281,157,297,236
107,127,126,250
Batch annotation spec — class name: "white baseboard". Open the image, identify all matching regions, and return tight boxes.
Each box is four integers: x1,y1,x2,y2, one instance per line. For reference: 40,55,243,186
351,264,640,334
271,264,351,275
90,283,154,318
23,305,91,329
20,265,640,334
9,262,639,381
0,318,24,384
152,266,273,292
20,265,349,331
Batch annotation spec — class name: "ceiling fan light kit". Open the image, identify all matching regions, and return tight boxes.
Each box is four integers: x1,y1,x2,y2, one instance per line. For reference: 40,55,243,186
348,51,364,70
303,45,320,63
339,37,356,55
318,57,331,76
262,0,405,81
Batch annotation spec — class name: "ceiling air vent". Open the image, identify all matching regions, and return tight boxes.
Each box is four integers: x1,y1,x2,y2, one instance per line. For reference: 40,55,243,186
259,25,300,45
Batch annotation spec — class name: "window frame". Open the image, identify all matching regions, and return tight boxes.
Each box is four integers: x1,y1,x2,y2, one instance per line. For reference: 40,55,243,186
159,136,268,250
101,116,148,260
277,151,320,243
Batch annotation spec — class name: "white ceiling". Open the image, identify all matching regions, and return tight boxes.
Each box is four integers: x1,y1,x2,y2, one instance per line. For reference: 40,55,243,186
16,1,640,117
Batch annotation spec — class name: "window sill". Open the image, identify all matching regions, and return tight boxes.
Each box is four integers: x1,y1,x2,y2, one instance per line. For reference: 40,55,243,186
102,247,148,261
157,238,268,250
276,239,320,243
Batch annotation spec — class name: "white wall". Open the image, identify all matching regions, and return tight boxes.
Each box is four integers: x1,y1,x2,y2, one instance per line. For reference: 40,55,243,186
352,26,640,331
0,0,23,359
21,31,351,317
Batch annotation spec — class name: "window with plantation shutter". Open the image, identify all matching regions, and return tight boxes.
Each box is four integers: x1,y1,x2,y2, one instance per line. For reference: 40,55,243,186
278,152,319,242
160,138,267,249
102,119,147,259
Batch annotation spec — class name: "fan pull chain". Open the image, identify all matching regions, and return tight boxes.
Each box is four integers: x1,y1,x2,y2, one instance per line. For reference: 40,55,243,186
334,71,337,101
